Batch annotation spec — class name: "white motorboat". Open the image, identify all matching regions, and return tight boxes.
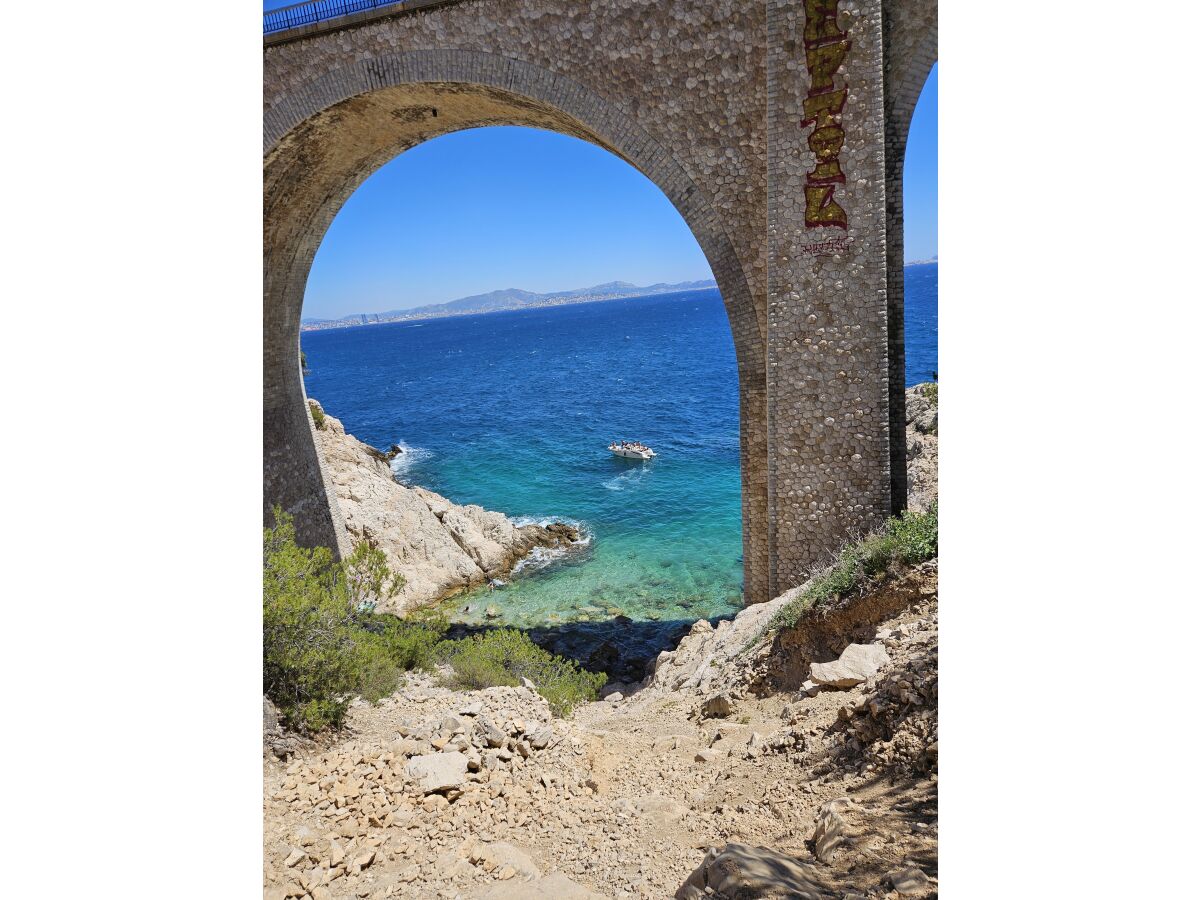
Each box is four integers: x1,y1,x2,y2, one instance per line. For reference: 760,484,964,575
609,441,656,460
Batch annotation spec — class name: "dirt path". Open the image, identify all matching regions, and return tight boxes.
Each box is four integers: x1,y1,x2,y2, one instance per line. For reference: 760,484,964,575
263,585,938,900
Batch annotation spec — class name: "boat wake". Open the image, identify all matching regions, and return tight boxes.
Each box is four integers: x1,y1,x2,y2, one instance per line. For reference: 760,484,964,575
603,466,651,492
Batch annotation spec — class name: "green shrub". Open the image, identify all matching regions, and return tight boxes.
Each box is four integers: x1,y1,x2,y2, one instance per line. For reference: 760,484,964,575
923,382,938,407
436,629,607,717
309,401,326,430
361,610,449,672
264,509,444,733
766,502,938,633
888,501,939,563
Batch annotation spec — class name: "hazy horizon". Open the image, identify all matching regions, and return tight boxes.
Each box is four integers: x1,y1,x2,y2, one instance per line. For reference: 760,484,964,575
300,67,936,321
300,276,719,322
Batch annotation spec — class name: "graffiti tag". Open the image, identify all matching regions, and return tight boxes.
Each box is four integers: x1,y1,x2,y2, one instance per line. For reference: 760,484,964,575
800,237,852,257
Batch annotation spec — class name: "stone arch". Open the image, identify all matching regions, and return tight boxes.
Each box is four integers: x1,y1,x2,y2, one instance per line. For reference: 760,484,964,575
883,0,938,514
264,50,770,602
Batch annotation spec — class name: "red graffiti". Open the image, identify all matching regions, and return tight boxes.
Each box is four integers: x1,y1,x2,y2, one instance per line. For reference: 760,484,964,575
802,0,851,229
800,236,852,257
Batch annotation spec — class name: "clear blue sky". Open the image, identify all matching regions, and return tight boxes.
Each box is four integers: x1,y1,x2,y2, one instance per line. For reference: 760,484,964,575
302,65,937,319
904,63,938,261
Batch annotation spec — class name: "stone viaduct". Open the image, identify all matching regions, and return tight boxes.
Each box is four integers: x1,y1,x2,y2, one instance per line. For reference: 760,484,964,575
264,0,937,605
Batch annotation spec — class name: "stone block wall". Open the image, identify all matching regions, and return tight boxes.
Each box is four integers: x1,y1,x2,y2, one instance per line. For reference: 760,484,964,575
765,0,893,594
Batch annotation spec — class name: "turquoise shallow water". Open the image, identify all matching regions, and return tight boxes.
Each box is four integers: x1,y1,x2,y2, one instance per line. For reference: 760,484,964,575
303,289,742,673
301,270,937,677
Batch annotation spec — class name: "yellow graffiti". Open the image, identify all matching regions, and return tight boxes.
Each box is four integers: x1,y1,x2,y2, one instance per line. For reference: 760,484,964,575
805,185,848,227
806,40,852,93
802,0,851,229
804,0,842,44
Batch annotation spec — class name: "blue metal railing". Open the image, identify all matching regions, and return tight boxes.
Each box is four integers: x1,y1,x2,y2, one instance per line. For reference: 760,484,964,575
264,0,411,35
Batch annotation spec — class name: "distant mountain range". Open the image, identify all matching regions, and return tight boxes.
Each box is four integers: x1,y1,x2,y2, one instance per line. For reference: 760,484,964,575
905,254,938,266
301,279,719,331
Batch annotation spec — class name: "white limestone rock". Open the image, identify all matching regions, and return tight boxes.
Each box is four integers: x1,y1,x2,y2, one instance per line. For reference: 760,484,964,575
478,871,603,899
810,643,892,688
469,841,541,883
309,402,577,612
888,865,931,895
701,693,733,718
812,798,859,863
405,751,468,793
675,843,829,900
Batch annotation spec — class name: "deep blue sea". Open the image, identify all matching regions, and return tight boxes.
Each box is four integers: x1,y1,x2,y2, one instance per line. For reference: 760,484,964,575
301,265,937,673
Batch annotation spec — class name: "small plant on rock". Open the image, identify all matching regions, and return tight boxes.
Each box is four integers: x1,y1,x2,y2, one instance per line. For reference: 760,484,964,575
765,501,938,634
308,400,326,430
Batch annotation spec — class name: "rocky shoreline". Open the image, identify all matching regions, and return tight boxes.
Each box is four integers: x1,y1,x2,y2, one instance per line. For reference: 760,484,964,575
309,400,582,615
310,383,937,674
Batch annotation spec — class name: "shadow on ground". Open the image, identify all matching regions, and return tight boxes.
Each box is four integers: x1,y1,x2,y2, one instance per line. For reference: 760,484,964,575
444,613,733,684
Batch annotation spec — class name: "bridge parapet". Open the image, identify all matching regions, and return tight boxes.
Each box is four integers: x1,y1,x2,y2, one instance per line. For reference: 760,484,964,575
264,0,467,44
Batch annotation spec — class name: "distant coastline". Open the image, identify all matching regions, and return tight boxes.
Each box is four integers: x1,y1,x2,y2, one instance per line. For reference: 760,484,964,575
905,255,938,267
302,278,718,332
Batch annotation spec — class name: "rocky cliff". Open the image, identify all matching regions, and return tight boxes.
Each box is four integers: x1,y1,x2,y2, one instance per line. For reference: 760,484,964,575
309,400,579,614
903,383,938,513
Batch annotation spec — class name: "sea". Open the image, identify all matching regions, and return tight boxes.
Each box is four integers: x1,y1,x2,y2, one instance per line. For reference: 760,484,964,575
300,263,937,675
